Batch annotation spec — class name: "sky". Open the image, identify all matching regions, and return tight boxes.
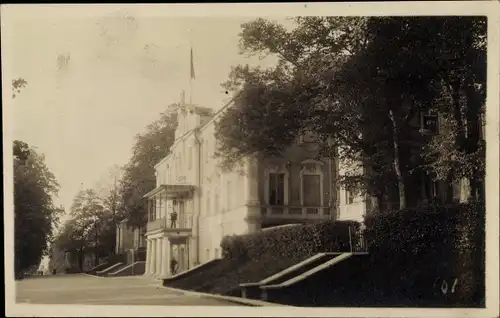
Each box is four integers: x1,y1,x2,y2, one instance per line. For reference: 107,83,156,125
7,9,293,227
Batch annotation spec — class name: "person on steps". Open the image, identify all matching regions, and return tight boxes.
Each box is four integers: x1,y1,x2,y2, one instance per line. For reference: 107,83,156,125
170,259,178,275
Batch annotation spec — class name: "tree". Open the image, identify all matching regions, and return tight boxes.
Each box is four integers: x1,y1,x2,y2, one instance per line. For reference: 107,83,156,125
52,184,123,271
69,188,116,266
418,17,486,202
119,104,178,228
95,165,125,252
215,16,486,210
14,140,63,277
52,218,88,271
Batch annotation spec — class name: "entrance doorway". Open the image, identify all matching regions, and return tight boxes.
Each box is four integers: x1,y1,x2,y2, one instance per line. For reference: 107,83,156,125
170,237,190,274
172,199,186,228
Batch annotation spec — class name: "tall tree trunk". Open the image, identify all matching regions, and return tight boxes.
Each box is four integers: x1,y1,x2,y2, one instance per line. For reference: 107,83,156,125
445,171,454,203
463,77,483,202
376,194,383,214
448,80,466,149
389,110,406,209
78,250,84,272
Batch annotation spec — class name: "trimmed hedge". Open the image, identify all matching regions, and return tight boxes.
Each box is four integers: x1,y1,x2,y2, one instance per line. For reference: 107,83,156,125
363,201,485,306
221,221,361,262
172,203,484,307
261,202,485,307
168,221,360,296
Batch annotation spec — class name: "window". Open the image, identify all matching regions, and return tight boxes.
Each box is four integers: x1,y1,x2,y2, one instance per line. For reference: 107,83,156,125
420,111,439,135
204,140,209,163
345,189,357,205
188,146,192,170
303,175,321,206
269,173,285,205
265,164,289,206
300,160,324,207
214,193,219,215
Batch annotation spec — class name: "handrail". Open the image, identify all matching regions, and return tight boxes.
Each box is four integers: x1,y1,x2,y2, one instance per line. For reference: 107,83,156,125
240,253,326,287
262,253,354,290
147,213,194,231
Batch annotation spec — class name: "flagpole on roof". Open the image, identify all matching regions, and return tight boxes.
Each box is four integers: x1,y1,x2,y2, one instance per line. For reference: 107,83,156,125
189,28,195,105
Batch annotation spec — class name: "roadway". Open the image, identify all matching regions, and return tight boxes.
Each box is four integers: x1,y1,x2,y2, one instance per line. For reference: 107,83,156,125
16,274,241,306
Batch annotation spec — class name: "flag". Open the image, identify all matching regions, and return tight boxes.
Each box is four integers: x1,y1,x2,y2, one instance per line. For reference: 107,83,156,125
190,47,195,80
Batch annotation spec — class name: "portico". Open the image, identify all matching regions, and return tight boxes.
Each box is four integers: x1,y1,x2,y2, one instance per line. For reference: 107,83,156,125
143,184,194,278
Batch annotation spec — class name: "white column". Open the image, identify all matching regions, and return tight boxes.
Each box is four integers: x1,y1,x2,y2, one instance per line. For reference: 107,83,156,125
245,155,260,205
149,239,156,275
156,237,163,277
144,239,152,276
245,155,261,232
160,237,170,277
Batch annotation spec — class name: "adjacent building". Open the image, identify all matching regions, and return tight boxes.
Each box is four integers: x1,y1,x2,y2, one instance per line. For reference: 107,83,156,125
115,219,147,263
337,108,486,221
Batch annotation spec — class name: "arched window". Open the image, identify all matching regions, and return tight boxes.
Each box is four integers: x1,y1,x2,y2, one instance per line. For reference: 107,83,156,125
300,160,324,214
264,164,289,206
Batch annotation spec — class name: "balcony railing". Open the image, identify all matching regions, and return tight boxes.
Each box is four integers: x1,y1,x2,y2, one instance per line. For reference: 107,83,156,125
146,213,193,232
260,205,332,219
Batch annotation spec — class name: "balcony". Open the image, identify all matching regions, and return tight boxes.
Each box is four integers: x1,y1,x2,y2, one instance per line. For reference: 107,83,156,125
146,213,193,235
257,205,333,222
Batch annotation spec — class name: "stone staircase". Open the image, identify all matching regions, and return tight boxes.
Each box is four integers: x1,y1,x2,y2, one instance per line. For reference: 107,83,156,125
239,253,340,300
239,252,369,306
96,262,125,277
108,261,146,277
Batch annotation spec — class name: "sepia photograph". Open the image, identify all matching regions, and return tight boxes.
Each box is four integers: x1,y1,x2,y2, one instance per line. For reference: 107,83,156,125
3,2,499,317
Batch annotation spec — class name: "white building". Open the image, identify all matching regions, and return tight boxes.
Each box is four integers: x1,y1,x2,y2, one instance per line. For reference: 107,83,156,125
142,99,350,278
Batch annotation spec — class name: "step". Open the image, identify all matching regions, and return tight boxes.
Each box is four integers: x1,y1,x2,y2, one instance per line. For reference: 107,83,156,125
162,259,220,283
96,262,124,276
262,252,355,291
86,262,109,274
108,262,146,277
240,253,340,299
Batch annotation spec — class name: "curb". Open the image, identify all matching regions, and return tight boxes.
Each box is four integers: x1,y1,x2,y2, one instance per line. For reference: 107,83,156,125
160,285,292,307
83,273,105,278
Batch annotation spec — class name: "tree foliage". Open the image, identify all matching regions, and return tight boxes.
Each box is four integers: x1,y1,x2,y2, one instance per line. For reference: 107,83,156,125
215,16,486,208
119,104,178,227
53,188,117,269
14,140,63,276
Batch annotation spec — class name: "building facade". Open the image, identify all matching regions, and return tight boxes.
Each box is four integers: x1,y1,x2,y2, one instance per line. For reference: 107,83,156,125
115,220,147,265
143,101,340,278
336,108,486,221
